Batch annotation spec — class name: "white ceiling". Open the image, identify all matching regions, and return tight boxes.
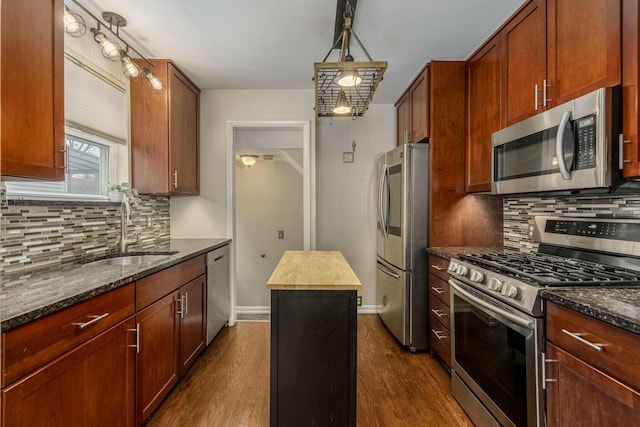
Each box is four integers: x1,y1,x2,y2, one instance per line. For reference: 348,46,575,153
81,0,524,104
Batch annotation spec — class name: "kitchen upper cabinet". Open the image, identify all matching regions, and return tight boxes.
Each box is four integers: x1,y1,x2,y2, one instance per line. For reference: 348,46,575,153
501,0,547,125
1,0,65,180
396,92,410,146
622,0,640,177
547,0,621,106
2,317,136,426
395,66,429,145
466,35,501,193
545,302,640,426
130,59,200,195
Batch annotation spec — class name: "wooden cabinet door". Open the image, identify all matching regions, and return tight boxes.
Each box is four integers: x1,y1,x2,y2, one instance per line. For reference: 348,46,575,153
622,0,640,177
169,63,200,195
546,343,640,426
466,35,501,193
2,317,136,426
547,0,621,106
136,292,180,425
501,0,547,125
396,92,410,146
179,275,206,377
410,68,429,143
1,0,64,180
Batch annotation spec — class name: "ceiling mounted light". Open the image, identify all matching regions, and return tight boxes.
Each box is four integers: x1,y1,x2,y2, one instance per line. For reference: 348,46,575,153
143,68,164,92
66,1,163,91
91,28,122,60
63,5,86,37
333,89,351,114
314,0,387,118
240,155,259,167
121,51,141,79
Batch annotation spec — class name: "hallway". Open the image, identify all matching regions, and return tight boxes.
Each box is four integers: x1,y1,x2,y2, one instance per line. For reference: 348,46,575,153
147,315,472,426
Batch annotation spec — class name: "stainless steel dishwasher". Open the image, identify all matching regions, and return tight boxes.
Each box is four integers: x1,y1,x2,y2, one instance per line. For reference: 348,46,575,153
206,244,230,345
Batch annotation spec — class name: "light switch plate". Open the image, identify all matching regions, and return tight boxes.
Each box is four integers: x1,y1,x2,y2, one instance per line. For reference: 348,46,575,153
343,152,354,163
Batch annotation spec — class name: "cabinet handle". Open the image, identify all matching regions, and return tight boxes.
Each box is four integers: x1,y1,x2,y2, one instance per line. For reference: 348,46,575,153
172,170,178,188
543,80,552,107
177,296,185,318
184,292,188,315
127,323,140,354
541,352,558,389
534,83,539,110
620,134,632,168
431,329,448,340
57,147,69,172
431,308,447,318
561,329,604,352
431,287,445,294
73,312,109,330
431,264,445,271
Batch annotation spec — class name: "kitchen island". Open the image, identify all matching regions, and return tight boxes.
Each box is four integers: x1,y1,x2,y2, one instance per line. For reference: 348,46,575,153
267,250,361,427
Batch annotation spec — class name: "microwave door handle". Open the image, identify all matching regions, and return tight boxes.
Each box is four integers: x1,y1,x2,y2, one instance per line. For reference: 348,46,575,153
556,111,572,180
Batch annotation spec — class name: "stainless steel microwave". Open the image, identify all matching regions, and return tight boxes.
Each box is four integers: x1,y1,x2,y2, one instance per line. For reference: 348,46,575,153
491,86,622,195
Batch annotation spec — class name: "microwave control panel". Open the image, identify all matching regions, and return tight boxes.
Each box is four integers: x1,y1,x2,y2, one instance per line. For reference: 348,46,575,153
574,114,596,170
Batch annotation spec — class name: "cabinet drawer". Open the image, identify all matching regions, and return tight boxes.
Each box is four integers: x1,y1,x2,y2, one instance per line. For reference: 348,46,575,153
136,255,206,310
2,283,134,387
428,255,450,281
429,315,451,367
547,302,640,390
429,295,450,329
429,274,451,306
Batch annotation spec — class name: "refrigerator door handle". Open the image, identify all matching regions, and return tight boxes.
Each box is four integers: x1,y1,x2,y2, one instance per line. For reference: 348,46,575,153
378,164,386,237
376,261,401,279
384,165,391,237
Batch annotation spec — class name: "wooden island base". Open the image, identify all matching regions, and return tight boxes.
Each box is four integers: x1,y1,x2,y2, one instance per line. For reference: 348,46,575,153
267,251,362,427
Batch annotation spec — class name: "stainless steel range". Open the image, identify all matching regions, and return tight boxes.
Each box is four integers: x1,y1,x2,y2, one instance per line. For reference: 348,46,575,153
448,216,640,427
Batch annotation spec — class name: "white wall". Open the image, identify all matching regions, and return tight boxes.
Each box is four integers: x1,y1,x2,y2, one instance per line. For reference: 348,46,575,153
315,104,396,308
235,159,303,308
170,89,315,238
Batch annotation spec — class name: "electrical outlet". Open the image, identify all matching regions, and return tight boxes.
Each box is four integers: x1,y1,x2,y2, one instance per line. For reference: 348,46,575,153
356,296,363,306
278,230,284,239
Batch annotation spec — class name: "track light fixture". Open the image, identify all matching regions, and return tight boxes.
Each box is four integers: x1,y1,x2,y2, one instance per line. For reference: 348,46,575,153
64,1,163,92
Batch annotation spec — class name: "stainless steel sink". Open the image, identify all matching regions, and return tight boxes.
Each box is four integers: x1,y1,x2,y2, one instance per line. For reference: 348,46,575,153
82,251,177,267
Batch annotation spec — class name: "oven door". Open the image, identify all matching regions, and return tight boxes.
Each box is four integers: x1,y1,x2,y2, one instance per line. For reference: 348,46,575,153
449,278,544,427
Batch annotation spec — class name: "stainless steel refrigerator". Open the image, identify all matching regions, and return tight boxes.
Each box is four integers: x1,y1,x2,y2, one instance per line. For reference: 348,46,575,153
376,143,429,351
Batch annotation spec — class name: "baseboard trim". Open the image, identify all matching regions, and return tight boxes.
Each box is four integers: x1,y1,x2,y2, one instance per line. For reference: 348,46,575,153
236,305,270,315
236,305,379,315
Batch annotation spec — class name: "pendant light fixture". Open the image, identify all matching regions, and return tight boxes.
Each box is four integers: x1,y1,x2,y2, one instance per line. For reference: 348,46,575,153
240,155,259,167
64,1,164,92
314,0,386,118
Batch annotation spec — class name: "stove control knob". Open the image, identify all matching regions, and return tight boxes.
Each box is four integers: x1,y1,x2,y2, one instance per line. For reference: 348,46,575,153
447,262,458,273
488,278,502,292
501,283,518,298
455,264,469,277
469,270,484,283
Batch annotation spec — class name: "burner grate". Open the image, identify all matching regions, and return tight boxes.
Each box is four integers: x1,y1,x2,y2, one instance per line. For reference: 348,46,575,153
460,252,640,287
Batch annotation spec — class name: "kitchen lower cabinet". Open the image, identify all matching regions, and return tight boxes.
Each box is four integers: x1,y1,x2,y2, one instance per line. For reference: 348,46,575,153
545,302,640,426
270,289,357,427
2,317,136,426
428,255,452,367
136,292,180,426
179,275,206,377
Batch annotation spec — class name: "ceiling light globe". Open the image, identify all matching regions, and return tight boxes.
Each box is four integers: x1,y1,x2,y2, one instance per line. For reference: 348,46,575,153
240,155,258,167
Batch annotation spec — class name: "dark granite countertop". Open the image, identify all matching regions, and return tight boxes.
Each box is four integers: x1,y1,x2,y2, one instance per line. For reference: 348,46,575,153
428,246,506,260
540,288,640,335
0,238,231,332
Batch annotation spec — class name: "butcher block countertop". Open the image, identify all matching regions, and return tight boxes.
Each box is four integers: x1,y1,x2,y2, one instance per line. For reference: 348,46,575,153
267,251,362,291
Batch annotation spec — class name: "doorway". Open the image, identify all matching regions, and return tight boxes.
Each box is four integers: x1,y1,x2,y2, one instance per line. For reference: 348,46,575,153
227,121,314,323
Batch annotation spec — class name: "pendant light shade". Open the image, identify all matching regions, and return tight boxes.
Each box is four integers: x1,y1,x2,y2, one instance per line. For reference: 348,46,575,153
63,5,86,37
121,53,141,79
92,29,122,60
333,90,351,114
334,54,362,87
143,68,164,92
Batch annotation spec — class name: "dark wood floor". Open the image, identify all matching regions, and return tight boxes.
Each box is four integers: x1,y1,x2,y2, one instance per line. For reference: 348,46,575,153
147,314,473,427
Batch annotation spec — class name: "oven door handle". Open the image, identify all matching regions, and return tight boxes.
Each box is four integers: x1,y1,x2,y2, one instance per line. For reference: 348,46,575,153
449,279,534,330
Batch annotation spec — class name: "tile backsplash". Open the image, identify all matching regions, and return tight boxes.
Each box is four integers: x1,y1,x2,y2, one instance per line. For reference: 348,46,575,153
503,194,640,252
0,187,170,274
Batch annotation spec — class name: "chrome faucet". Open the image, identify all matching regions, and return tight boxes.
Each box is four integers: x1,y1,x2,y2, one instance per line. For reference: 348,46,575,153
119,198,139,252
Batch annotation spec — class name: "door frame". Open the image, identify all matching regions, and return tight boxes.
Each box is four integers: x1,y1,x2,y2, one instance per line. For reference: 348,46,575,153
226,120,315,325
